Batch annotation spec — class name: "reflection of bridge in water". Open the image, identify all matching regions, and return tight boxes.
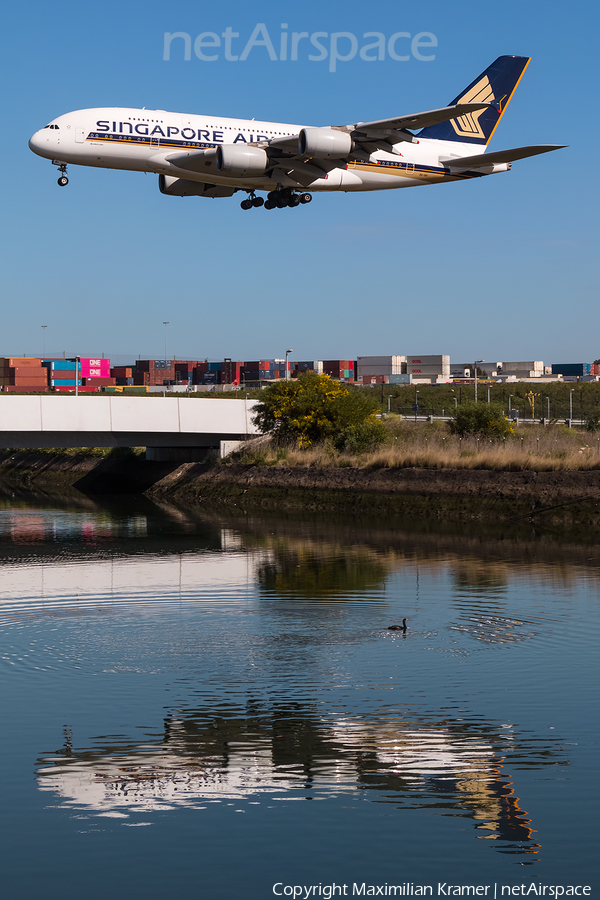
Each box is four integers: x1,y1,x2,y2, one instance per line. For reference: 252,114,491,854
37,705,563,858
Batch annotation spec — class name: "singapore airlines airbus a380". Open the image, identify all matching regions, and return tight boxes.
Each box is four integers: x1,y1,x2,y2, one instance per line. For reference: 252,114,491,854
29,55,564,211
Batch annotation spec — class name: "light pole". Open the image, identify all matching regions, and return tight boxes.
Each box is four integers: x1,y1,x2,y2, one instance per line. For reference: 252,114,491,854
41,325,47,358
569,389,574,425
75,355,80,397
474,360,484,403
545,396,550,420
285,349,293,382
414,388,419,422
163,322,169,361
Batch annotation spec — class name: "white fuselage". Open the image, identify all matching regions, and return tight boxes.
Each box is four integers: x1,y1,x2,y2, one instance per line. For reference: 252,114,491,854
29,107,489,194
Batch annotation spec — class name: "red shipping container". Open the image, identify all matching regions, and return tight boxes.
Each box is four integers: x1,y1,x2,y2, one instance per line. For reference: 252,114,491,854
82,377,116,386
53,385,99,393
3,385,48,392
1,358,42,367
45,370,72,380
9,366,45,376
111,367,133,377
11,377,49,385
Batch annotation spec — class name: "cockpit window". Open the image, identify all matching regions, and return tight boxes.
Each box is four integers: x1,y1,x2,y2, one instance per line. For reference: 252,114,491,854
44,124,59,129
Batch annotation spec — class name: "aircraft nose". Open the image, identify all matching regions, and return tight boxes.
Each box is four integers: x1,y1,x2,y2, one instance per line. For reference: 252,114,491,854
29,130,45,154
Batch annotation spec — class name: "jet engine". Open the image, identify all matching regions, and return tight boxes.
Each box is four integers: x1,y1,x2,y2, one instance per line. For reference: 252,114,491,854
158,176,236,198
215,145,269,177
298,128,352,159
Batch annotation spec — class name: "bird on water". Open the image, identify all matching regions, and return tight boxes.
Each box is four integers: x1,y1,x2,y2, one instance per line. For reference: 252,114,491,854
388,619,408,632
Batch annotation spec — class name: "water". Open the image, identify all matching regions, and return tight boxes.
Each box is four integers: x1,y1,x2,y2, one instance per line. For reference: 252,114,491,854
0,493,597,899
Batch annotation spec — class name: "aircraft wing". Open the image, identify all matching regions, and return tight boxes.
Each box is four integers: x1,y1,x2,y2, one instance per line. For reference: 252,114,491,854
440,144,567,168
347,103,491,141
269,102,494,171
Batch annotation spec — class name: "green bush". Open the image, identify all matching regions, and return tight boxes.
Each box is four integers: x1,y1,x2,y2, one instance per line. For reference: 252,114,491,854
334,420,388,453
450,402,514,438
253,373,384,449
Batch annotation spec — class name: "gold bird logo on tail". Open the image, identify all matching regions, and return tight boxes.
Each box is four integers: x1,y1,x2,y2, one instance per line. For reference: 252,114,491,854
451,76,495,139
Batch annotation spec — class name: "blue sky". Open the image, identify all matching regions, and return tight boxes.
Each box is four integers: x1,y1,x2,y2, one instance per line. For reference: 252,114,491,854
2,0,598,364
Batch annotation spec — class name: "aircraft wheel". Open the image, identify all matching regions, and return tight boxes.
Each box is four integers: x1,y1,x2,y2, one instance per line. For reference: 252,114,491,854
240,199,253,210
299,192,312,204
289,195,300,207
264,200,276,209
57,176,69,187
267,191,279,202
276,198,287,209
252,196,264,207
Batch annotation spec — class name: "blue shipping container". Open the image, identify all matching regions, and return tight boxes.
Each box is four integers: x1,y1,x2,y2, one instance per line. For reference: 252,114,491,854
43,361,80,370
50,379,82,386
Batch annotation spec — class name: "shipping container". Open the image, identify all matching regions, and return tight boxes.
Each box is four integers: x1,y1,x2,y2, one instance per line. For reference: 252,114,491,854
3,385,48,392
81,367,110,378
53,385,98,393
82,377,116,386
8,366,46,377
7,378,49,385
357,356,405,366
386,374,413,384
115,377,135,386
43,369,73,380
551,363,591,375
408,366,451,375
406,355,450,366
43,360,80,371
111,367,133,378
135,360,174,371
499,360,543,372
75,358,110,367
50,379,82,387
0,358,42,367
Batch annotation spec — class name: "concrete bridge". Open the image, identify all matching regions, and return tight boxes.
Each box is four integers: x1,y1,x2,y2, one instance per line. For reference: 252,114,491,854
0,395,260,460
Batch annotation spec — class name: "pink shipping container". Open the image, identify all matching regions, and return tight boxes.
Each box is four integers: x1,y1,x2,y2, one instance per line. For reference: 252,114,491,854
79,358,110,367
81,367,109,377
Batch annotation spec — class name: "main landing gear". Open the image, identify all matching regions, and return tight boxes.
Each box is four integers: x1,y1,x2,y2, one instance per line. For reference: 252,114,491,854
264,189,312,210
240,191,265,210
240,189,312,210
56,163,69,187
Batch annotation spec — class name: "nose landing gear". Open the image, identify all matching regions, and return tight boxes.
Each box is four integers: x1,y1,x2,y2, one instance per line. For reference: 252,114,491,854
56,163,69,187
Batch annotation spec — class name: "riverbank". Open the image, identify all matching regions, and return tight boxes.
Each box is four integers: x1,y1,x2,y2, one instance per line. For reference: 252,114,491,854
2,450,600,526
148,460,600,524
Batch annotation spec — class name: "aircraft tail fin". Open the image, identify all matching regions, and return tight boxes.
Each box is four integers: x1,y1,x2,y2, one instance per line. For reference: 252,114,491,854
418,56,531,145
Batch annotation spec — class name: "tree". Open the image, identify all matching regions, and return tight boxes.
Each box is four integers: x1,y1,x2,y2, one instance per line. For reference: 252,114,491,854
253,372,386,448
450,402,514,437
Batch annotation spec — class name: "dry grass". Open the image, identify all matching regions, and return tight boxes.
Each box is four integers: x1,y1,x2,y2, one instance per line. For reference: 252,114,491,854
231,423,600,472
